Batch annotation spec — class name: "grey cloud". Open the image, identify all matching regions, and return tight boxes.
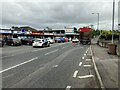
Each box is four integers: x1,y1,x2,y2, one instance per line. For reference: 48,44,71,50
1,1,118,30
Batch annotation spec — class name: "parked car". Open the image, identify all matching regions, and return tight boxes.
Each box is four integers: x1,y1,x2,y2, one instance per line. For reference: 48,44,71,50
0,38,4,47
32,39,50,48
59,37,66,42
21,38,35,45
46,38,54,44
55,37,61,43
6,38,21,46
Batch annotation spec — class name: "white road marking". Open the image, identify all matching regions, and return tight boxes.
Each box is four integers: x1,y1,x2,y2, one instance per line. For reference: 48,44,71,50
84,54,87,56
45,49,58,55
82,57,85,60
66,85,71,90
62,46,66,49
0,57,38,73
32,48,45,52
73,70,79,78
83,65,91,67
86,47,89,53
78,75,94,79
85,59,91,61
53,65,58,68
79,62,82,66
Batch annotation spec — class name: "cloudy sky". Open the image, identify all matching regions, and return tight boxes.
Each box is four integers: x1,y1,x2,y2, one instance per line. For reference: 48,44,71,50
0,0,119,30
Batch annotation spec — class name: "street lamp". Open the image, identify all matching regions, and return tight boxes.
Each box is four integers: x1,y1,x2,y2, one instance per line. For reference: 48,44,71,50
92,13,100,36
10,28,14,38
111,0,115,44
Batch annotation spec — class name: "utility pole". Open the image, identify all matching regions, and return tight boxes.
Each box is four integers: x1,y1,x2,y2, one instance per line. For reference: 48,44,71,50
92,13,100,36
112,0,115,44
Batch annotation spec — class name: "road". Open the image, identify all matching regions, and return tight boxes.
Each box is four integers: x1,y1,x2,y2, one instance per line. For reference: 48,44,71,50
1,42,99,89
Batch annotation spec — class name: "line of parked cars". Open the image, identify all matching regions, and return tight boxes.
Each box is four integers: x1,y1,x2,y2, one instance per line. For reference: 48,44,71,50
0,37,69,48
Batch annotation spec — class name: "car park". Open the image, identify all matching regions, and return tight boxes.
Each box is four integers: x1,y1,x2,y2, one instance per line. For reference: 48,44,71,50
6,38,22,46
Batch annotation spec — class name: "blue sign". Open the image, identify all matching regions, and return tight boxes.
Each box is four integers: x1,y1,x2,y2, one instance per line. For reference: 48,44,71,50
21,29,26,33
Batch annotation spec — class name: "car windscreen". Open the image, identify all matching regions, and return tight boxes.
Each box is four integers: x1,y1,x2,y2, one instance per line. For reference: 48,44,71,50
34,40,42,42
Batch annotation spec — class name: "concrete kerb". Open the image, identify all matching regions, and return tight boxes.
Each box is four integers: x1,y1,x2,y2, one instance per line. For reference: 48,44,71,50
90,45,106,90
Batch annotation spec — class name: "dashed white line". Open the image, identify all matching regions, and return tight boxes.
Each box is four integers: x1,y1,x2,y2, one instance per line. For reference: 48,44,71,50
84,53,87,56
0,57,38,73
66,85,71,90
82,56,85,60
79,62,82,66
45,49,58,55
86,47,89,53
73,70,79,78
78,75,94,79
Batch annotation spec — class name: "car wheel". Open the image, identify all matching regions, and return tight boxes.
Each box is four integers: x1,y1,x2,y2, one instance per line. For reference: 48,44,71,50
11,43,14,46
42,44,44,48
48,44,50,47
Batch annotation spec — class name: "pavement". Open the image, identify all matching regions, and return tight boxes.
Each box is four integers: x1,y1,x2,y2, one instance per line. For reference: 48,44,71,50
91,44,118,89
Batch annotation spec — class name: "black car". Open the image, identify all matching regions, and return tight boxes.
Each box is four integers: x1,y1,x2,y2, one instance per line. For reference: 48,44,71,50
6,38,21,46
21,38,35,45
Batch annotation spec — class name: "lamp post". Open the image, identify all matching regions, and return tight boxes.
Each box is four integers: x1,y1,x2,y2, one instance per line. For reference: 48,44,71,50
10,28,14,38
111,0,115,44
92,13,100,36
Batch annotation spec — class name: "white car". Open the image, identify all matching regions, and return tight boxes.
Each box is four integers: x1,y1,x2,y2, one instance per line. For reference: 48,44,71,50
46,38,54,44
72,38,79,43
32,39,44,48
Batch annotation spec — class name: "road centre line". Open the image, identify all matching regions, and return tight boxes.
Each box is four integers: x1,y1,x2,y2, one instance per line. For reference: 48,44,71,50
79,62,82,66
66,85,71,90
0,57,38,73
45,49,58,55
2,43,67,58
73,70,79,78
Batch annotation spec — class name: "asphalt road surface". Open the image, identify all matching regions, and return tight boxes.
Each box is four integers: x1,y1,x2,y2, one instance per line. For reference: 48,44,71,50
1,42,99,89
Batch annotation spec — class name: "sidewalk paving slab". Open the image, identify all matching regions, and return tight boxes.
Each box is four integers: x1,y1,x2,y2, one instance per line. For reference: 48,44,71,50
91,44,118,89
